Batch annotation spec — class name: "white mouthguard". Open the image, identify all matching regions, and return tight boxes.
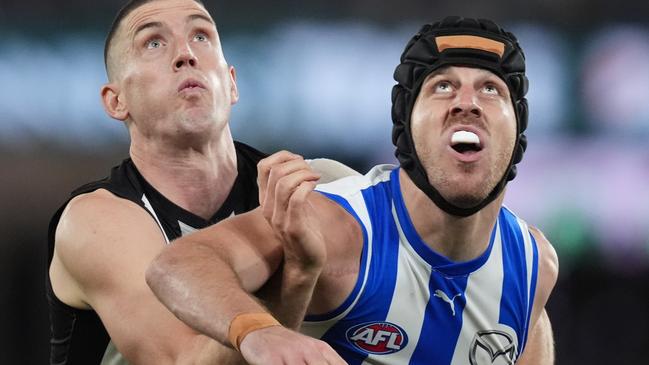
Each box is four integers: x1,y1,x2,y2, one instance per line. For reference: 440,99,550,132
451,131,480,146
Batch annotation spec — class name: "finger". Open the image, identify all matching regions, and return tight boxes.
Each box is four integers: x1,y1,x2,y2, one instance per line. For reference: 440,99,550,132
266,160,318,217
261,155,307,221
271,171,319,232
285,181,317,238
267,159,316,200
257,151,302,204
275,171,319,213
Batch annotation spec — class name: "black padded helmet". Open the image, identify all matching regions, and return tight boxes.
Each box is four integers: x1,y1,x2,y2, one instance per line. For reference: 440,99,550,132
391,16,529,217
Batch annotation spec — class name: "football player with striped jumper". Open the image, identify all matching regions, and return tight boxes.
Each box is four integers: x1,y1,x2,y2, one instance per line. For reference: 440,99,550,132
147,17,559,365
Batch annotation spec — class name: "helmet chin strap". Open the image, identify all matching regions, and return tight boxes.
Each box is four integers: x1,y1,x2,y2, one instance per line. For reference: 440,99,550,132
402,141,517,218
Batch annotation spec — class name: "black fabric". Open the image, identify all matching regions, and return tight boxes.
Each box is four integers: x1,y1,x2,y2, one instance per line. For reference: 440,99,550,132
391,16,529,217
46,141,265,365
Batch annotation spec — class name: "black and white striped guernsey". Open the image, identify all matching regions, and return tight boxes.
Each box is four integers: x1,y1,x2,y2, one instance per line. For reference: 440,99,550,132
46,141,265,365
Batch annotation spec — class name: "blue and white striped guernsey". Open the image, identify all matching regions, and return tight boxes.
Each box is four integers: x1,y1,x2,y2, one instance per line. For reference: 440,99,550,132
302,165,539,365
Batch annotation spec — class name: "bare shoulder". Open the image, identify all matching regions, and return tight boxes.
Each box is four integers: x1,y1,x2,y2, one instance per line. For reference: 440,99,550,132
530,226,559,308
52,190,230,363
56,188,163,256
528,226,559,292
53,188,166,295
311,190,363,247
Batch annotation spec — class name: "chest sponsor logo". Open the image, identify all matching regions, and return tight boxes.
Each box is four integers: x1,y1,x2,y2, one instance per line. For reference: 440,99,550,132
469,330,517,365
345,321,408,355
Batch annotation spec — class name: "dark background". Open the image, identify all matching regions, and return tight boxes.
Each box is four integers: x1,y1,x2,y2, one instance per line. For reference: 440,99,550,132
1,0,648,363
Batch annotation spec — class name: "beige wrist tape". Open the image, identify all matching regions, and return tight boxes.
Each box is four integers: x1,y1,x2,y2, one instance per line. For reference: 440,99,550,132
228,312,281,351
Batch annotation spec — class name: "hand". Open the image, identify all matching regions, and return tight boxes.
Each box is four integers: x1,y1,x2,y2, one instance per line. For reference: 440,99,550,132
239,326,346,365
258,151,315,205
257,151,326,272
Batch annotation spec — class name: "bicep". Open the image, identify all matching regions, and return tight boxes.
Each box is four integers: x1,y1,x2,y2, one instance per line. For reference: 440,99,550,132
529,227,559,321
517,309,554,365
518,227,559,364
54,192,198,363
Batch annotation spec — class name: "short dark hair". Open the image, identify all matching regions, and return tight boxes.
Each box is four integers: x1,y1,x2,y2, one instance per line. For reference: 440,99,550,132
103,0,205,77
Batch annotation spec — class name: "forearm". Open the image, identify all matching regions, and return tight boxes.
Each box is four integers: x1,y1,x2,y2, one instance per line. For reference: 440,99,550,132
260,263,321,330
176,335,246,365
146,241,269,347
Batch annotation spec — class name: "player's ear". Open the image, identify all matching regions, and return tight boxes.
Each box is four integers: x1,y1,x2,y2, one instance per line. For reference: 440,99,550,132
101,83,129,121
228,65,239,105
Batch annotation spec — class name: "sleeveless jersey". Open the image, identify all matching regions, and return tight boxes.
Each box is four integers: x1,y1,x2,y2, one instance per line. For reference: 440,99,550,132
46,141,265,365
302,165,539,365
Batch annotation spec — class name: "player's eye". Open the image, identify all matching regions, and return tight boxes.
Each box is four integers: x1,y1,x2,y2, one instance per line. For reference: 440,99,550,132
193,33,208,42
482,83,499,95
146,39,163,49
434,81,453,93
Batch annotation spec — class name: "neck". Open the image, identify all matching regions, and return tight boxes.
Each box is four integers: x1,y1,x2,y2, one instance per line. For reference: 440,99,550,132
399,169,503,262
129,127,238,220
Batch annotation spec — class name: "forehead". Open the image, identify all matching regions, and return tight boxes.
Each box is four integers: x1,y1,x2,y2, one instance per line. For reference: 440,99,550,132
425,66,504,84
122,0,213,37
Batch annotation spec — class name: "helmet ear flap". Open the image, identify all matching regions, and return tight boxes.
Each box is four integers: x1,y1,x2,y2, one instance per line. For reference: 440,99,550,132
516,97,529,133
511,96,528,166
394,124,414,169
508,133,526,181
391,86,408,146
394,64,415,88
507,74,528,100
512,134,527,164
391,85,415,169
392,122,410,153
508,96,528,181
507,165,518,181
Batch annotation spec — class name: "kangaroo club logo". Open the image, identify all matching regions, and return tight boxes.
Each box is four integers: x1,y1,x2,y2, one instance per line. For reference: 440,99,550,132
346,321,408,355
469,330,517,365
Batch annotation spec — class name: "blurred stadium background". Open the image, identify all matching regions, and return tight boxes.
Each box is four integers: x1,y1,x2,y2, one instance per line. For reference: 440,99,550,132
1,0,648,363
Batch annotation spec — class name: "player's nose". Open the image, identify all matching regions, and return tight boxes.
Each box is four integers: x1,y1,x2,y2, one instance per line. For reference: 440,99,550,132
172,42,198,71
450,87,482,118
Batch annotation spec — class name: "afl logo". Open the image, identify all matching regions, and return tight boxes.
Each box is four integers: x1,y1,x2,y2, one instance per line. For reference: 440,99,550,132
345,321,408,355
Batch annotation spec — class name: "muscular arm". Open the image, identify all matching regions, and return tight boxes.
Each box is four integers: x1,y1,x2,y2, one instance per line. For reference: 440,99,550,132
517,310,554,365
254,153,356,329
147,205,348,365
516,227,559,365
49,190,247,364
146,208,285,344
146,153,353,364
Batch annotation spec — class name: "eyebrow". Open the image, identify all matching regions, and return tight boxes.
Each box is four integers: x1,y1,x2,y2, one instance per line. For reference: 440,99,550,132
188,13,214,25
425,67,453,81
428,67,499,81
133,21,162,38
133,14,214,38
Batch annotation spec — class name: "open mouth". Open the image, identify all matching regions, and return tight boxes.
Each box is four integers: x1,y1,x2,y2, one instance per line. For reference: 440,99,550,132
451,130,482,154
